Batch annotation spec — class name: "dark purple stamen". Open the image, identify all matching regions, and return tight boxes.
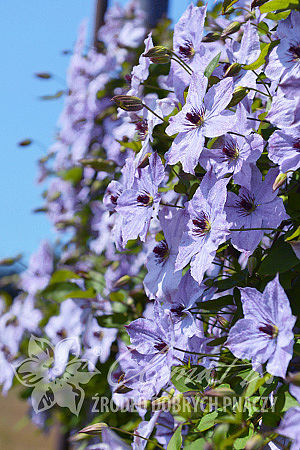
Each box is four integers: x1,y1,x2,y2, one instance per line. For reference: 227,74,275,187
110,195,118,205
258,323,277,338
236,193,256,216
179,40,194,59
293,139,300,151
222,140,239,160
192,212,211,236
136,119,148,140
186,107,205,127
170,304,185,318
137,194,151,205
154,340,169,352
288,43,300,62
153,240,169,264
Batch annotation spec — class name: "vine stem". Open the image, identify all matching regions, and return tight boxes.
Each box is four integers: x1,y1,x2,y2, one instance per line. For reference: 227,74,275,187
160,202,185,209
142,103,166,122
229,227,283,232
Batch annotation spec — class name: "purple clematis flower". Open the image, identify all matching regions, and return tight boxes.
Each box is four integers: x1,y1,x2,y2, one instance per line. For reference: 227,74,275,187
116,152,164,246
128,32,153,97
276,407,300,450
124,301,187,397
265,11,300,83
226,275,296,378
164,270,214,338
143,206,188,300
21,241,53,295
225,166,289,253
268,126,300,173
200,103,263,188
165,73,235,174
169,4,219,102
176,170,230,284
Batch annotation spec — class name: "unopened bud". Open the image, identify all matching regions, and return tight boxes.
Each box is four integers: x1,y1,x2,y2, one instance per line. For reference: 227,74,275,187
217,315,230,328
204,387,235,397
35,72,52,79
143,46,171,64
79,423,107,435
113,275,131,288
245,434,265,450
287,372,300,387
112,95,143,112
228,86,249,107
0,254,22,266
273,172,287,191
138,152,151,169
224,62,242,78
247,256,257,276
202,32,221,42
221,21,241,37
18,139,33,147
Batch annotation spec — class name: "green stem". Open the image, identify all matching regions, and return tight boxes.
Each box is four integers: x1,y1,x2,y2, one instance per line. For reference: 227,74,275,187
141,82,174,94
142,103,166,122
160,202,185,209
108,426,165,449
170,54,193,75
253,70,272,97
247,86,271,98
230,227,283,232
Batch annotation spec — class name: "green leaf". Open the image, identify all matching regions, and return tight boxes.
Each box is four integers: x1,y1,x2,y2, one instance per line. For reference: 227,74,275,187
258,236,299,275
222,0,239,14
197,295,234,311
260,0,298,12
207,336,227,347
39,90,64,100
197,410,218,432
66,288,96,299
96,312,128,328
204,52,221,78
243,41,278,70
50,270,80,284
41,282,81,302
59,167,83,184
167,425,182,450
80,158,116,173
243,371,272,398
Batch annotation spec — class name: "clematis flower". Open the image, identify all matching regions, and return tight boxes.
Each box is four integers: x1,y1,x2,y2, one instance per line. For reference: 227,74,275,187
143,206,188,299
226,275,296,378
225,165,289,253
176,170,230,284
268,126,300,173
265,11,300,83
276,407,300,450
164,270,214,338
124,301,188,397
169,4,220,102
165,73,235,174
200,103,263,188
21,241,53,295
128,32,153,97
116,152,164,246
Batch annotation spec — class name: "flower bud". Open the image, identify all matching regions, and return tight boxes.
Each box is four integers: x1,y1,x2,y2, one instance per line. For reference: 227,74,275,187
18,139,33,147
228,86,249,107
273,172,287,191
247,255,257,276
35,72,52,79
202,32,221,42
112,95,143,111
221,21,241,37
204,387,235,397
217,315,230,328
113,275,131,288
245,434,265,450
224,62,242,78
79,423,107,435
143,46,172,64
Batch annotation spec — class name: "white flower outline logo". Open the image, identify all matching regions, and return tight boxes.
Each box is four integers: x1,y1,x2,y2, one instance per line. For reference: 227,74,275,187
14,335,100,415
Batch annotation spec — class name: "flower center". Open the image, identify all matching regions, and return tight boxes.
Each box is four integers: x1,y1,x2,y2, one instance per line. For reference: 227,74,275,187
137,193,153,206
179,40,195,60
293,139,300,152
154,340,169,353
222,141,239,160
258,323,278,339
110,195,118,205
135,119,148,140
170,304,185,318
192,212,211,236
288,43,300,62
153,240,169,264
186,107,206,127
236,193,257,216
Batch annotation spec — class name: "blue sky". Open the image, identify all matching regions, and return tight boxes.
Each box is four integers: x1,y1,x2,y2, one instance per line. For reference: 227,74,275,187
0,0,190,261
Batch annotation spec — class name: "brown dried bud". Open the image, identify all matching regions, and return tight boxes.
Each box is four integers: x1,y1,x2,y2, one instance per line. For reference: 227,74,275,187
112,95,143,111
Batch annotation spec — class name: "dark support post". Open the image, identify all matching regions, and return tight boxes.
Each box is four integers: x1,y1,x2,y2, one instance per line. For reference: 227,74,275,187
140,0,169,28
93,0,108,47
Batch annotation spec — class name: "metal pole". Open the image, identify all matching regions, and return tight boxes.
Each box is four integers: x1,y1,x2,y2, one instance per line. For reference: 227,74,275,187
140,0,169,28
